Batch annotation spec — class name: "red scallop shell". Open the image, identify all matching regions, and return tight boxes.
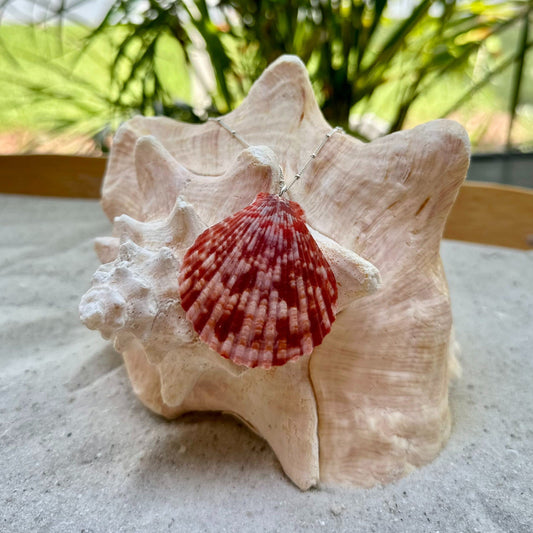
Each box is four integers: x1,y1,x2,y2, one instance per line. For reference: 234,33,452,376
178,192,338,368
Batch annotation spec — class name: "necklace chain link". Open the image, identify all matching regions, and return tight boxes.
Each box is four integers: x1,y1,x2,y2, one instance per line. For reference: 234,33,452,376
208,117,343,196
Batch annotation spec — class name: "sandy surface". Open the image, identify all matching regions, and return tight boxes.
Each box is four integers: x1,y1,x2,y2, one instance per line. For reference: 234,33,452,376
1,194,532,533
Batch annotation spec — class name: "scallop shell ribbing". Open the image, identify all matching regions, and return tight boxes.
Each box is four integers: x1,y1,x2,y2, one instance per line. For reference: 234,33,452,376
178,192,338,368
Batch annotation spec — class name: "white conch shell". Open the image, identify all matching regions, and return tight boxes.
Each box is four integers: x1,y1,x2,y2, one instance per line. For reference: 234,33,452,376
82,145,380,489
80,54,469,490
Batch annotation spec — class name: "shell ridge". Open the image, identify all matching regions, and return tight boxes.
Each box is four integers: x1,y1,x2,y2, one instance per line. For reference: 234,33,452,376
179,208,256,307
203,224,267,358
185,195,277,364
293,224,322,353
188,204,254,253
268,207,292,365
184,227,252,336
305,229,337,326
274,202,303,363
231,197,284,365
289,213,337,354
272,204,302,363
211,200,275,301
288,219,314,360
312,247,337,335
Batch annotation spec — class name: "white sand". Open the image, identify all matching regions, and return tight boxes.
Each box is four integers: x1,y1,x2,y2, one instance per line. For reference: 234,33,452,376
1,194,532,533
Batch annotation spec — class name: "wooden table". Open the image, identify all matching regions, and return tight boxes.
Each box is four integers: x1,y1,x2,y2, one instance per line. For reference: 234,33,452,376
1,154,532,250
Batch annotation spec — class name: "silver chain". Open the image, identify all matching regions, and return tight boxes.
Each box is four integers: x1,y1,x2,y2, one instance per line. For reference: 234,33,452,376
209,117,251,148
208,117,343,196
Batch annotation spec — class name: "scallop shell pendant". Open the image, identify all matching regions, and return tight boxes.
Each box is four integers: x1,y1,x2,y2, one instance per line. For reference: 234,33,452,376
178,192,338,368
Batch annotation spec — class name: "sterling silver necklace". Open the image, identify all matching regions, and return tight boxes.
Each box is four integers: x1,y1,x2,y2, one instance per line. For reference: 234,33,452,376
178,117,344,369
208,117,343,195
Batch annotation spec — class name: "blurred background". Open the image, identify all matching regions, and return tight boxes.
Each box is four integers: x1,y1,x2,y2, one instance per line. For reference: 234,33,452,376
0,0,532,185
